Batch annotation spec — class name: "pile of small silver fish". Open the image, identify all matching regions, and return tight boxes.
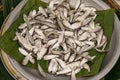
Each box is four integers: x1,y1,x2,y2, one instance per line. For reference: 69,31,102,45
13,0,107,80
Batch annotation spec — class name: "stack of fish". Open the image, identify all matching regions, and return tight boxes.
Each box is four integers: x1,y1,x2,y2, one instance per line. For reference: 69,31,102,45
14,0,107,80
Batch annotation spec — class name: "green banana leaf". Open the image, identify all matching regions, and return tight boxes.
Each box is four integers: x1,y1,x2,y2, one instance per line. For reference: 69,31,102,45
0,0,114,77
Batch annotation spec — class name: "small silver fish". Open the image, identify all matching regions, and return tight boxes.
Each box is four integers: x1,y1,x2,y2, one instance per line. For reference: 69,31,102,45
83,63,90,72
51,59,59,74
38,6,48,17
48,59,55,72
22,53,34,65
19,47,28,56
29,27,35,36
16,32,33,51
29,10,37,18
64,52,71,61
56,58,66,69
47,38,58,46
37,45,48,60
71,69,76,80
38,64,46,77
44,55,59,60
69,53,76,62
35,29,46,39
56,67,71,75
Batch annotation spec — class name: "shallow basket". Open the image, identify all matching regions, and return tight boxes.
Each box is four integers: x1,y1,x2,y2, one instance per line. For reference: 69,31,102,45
0,0,120,80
